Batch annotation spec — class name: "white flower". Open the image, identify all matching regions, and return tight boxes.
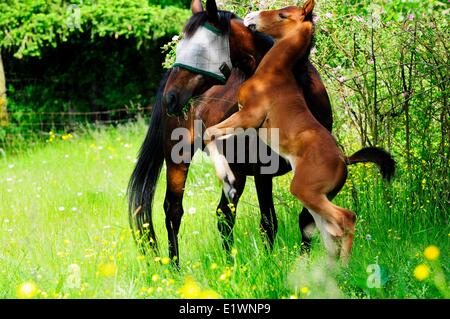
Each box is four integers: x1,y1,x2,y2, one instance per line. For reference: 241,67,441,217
66,264,81,289
58,207,65,212
71,207,78,212
8,164,14,169
77,192,83,196
188,207,196,215
172,35,180,41
325,12,333,19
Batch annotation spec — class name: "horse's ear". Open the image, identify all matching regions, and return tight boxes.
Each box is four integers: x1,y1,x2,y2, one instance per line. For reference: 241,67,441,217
206,0,219,23
191,0,204,14
303,0,315,20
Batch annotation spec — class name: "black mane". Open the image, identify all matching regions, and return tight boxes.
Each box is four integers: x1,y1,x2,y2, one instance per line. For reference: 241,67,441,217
184,11,236,38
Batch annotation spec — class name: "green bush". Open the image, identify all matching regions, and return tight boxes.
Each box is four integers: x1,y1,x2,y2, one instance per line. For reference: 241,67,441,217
0,0,191,136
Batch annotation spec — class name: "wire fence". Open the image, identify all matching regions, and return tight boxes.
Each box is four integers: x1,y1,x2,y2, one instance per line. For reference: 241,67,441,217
0,106,153,143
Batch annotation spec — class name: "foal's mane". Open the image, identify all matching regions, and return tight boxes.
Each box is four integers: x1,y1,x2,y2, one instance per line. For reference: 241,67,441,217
184,11,236,38
298,34,315,65
297,13,317,66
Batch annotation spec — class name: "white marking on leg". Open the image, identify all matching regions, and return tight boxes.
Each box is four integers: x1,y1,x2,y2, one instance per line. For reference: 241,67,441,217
206,141,236,198
216,133,234,141
307,209,338,257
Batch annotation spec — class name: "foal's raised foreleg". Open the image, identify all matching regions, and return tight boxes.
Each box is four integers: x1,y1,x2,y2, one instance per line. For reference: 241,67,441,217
205,110,266,200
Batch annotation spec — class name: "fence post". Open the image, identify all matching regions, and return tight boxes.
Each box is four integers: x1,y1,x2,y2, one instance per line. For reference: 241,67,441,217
0,52,8,126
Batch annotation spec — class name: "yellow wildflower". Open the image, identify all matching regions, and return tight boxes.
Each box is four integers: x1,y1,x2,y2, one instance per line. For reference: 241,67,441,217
61,133,73,141
414,264,430,281
98,263,117,277
199,289,221,299
300,286,310,295
161,257,171,265
17,281,38,299
424,245,440,261
178,276,202,298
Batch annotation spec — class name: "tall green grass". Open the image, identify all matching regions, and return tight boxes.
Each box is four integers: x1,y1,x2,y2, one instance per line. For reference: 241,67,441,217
0,120,448,299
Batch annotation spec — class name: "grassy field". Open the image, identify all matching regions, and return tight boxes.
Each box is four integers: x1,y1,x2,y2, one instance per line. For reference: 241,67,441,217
0,120,448,299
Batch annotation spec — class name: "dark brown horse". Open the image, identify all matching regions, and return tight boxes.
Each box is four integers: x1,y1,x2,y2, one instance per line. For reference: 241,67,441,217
128,0,335,266
205,1,396,263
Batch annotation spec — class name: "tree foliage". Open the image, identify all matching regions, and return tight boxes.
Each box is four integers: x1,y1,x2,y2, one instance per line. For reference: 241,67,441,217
0,0,190,58
220,0,449,205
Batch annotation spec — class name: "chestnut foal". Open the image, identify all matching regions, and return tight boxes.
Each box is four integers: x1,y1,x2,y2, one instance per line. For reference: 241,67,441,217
205,2,358,262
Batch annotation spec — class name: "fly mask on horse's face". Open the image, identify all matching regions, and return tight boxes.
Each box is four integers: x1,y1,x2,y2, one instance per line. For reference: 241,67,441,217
173,23,232,84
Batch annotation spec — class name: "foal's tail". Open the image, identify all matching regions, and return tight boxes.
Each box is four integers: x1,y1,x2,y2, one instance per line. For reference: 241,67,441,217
346,147,396,181
127,70,170,253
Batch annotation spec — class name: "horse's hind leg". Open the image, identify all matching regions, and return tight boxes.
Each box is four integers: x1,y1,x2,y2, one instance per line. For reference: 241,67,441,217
254,174,278,250
216,169,246,256
291,179,356,263
307,202,355,263
299,207,315,253
164,161,190,268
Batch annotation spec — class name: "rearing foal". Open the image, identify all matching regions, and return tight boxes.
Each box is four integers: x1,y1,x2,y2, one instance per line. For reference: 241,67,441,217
205,1,375,262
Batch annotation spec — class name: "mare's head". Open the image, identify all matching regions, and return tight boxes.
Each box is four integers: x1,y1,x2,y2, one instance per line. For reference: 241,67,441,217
243,0,315,41
163,0,273,116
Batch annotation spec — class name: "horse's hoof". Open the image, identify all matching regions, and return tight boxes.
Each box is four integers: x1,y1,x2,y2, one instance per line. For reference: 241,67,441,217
300,243,311,255
228,188,237,201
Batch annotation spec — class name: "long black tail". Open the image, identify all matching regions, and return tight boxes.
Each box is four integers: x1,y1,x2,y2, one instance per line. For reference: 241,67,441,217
128,70,170,252
346,147,396,181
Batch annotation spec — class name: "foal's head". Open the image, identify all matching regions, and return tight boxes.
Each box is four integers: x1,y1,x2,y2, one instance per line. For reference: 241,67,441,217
244,0,315,40
163,0,273,116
